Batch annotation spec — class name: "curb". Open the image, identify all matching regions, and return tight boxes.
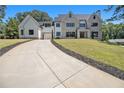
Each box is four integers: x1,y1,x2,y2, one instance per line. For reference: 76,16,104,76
0,40,32,56
51,40,124,80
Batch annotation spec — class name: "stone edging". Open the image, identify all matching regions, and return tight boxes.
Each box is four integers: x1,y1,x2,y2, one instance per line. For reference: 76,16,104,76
51,40,124,80
0,40,32,56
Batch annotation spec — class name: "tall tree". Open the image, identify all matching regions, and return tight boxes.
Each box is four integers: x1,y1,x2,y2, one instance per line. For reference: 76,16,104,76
104,5,124,21
5,17,19,38
16,10,52,23
0,5,6,22
102,22,124,40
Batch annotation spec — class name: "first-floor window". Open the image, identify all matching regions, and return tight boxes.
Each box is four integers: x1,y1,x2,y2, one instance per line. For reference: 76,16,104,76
66,32,75,37
29,29,34,35
56,32,61,36
91,32,98,38
21,29,24,35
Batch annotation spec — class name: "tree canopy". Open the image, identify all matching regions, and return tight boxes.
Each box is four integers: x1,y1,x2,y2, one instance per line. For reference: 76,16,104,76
104,5,124,22
16,10,52,23
102,22,124,40
5,17,19,38
0,5,6,22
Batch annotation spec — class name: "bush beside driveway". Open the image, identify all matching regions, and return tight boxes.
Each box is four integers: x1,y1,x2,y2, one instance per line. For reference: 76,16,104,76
0,39,32,56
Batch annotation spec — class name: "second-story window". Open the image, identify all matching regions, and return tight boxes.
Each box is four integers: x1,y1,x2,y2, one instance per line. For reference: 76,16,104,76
93,16,96,19
44,23,51,27
91,23,98,27
66,23,75,27
79,20,86,27
56,23,60,27
80,24,85,27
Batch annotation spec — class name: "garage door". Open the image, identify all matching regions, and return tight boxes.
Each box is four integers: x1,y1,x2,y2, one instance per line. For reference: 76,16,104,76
43,33,52,39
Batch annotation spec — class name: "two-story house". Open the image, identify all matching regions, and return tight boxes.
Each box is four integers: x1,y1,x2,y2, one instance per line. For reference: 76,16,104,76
54,13,102,39
18,13,102,39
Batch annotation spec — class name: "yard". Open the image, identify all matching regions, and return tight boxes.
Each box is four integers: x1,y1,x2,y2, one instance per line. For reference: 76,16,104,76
0,39,31,49
54,39,124,71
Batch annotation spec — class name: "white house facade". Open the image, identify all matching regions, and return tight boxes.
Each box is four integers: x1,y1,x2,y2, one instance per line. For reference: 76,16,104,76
54,13,102,39
18,15,53,39
18,13,102,39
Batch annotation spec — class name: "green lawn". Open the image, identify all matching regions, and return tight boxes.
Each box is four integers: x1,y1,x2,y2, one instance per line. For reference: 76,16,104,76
0,39,31,48
54,39,124,71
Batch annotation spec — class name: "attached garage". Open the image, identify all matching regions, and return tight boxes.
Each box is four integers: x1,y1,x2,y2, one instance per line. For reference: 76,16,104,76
43,32,52,39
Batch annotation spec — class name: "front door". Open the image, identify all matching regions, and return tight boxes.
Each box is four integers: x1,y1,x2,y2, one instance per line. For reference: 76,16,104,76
80,32,85,38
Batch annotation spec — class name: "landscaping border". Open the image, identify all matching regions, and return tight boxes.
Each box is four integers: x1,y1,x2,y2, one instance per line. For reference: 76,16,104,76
0,39,32,56
51,40,124,80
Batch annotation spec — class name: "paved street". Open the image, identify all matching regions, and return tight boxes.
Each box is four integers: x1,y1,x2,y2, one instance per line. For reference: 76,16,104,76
0,40,124,88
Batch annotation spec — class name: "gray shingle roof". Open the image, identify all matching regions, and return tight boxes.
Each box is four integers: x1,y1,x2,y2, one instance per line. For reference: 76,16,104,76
54,14,91,22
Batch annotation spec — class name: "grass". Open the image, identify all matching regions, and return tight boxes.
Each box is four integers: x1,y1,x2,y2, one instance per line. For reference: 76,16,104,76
54,39,124,71
0,39,31,49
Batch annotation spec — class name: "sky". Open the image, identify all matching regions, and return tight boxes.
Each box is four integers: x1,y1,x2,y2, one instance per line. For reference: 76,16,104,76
4,5,119,23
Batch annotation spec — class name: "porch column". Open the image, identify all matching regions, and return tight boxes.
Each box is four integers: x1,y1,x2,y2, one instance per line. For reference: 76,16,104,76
77,31,80,38
87,31,91,38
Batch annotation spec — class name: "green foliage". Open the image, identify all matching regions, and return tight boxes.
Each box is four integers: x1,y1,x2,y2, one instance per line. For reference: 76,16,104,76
104,5,124,21
0,5,7,21
16,10,52,23
0,22,6,39
5,17,19,39
102,22,124,40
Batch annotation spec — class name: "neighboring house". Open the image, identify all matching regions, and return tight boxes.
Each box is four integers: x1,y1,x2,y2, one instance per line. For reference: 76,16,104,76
18,15,53,39
18,13,102,39
54,13,102,39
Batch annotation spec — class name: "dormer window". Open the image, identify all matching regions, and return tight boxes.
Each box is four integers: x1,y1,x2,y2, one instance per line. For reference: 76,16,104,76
79,20,86,27
93,16,96,19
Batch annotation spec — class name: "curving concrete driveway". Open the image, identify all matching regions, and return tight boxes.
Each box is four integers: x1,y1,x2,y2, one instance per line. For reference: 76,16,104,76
0,40,124,88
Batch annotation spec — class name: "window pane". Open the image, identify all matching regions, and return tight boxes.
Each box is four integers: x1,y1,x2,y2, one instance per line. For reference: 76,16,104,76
21,29,23,35
66,23,75,27
91,23,98,27
56,23,60,27
45,23,51,27
93,16,96,19
80,23,85,27
56,32,61,36
66,32,75,37
29,30,34,35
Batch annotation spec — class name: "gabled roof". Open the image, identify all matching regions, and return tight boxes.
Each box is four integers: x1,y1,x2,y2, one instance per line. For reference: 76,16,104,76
19,15,40,28
54,14,92,22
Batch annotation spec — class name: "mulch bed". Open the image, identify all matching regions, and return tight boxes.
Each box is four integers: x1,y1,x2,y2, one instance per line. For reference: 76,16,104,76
0,40,32,56
51,40,124,80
